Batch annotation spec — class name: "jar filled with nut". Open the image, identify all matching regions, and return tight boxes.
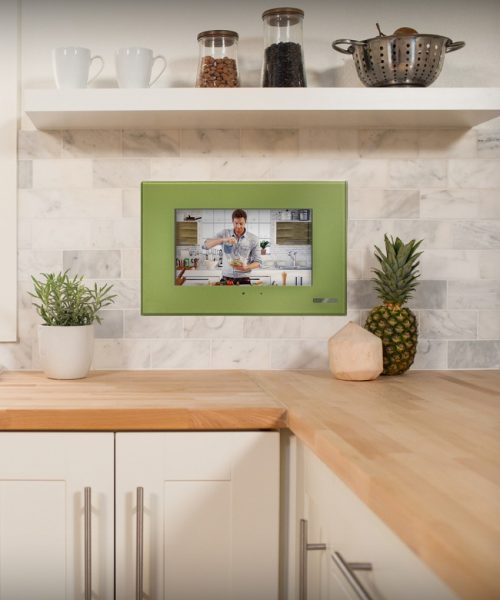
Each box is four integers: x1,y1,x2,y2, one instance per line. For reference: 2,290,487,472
196,30,240,87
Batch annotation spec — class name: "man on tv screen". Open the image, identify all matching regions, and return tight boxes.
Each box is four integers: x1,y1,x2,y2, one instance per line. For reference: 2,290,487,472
202,209,262,285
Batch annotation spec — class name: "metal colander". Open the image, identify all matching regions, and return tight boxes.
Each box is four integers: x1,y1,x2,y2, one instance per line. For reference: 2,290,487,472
332,34,465,87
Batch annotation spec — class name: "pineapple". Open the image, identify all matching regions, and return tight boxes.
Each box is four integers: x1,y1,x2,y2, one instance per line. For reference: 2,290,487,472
364,235,422,376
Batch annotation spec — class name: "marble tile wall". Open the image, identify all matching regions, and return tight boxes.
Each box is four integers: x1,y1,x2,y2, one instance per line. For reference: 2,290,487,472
3,125,499,370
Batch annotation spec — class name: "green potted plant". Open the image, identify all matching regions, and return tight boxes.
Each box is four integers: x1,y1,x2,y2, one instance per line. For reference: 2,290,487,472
364,235,422,376
260,240,270,255
30,271,116,379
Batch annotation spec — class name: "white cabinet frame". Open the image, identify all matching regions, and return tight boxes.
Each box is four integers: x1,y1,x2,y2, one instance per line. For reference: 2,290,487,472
0,0,18,341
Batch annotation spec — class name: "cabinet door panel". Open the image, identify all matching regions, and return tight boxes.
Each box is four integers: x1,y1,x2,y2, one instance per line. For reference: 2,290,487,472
0,481,66,600
0,433,114,600
164,481,232,600
116,431,279,600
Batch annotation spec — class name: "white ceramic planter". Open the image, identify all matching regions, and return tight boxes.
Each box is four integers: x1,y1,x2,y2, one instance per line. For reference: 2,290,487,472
38,324,94,380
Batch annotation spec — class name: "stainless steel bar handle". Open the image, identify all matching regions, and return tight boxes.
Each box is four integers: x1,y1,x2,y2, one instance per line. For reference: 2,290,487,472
136,487,144,600
84,487,92,600
299,519,326,600
331,551,373,600
299,519,307,600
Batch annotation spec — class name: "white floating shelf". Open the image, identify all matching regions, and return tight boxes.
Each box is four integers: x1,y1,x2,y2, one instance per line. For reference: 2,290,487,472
24,87,500,130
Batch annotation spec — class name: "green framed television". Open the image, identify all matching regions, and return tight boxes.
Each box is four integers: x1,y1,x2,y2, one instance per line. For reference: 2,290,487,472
141,181,347,315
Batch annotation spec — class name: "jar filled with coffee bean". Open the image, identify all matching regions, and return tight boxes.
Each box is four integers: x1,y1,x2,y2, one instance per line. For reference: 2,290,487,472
196,30,240,87
261,7,306,87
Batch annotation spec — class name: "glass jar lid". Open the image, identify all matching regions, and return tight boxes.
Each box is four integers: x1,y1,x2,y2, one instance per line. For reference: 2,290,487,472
262,7,304,25
197,30,239,42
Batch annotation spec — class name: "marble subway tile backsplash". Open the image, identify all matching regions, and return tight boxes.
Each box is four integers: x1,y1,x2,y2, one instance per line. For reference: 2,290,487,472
18,160,33,189
387,159,447,188
212,339,271,369
63,250,122,279
451,221,500,249
349,189,420,219
124,312,183,339
184,316,245,339
420,189,480,219
180,129,240,156
243,316,301,339
448,341,500,369
93,158,150,188
18,250,62,282
448,281,500,310
479,250,500,279
420,250,480,280
151,339,211,369
412,340,448,370
298,128,357,157
62,130,122,158
478,311,500,340
240,129,299,157
8,126,500,370
419,310,477,340
449,159,500,188
93,339,151,369
123,130,180,158
359,130,418,158
418,129,477,158
19,189,123,220
19,130,62,159
270,340,329,369
31,219,92,250
33,159,93,189
477,131,500,158
95,310,124,339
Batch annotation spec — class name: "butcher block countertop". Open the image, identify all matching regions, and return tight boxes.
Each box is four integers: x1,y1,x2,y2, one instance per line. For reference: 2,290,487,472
0,370,287,430
1,369,499,600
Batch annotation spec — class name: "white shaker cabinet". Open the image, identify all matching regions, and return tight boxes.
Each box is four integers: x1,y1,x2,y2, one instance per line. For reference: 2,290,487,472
115,431,280,600
0,431,279,600
0,433,114,600
290,438,457,600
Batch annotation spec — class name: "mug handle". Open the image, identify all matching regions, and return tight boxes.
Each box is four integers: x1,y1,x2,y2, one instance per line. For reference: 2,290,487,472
87,55,105,86
149,55,167,87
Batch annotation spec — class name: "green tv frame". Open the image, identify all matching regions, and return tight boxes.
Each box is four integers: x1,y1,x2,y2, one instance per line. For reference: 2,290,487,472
142,181,347,316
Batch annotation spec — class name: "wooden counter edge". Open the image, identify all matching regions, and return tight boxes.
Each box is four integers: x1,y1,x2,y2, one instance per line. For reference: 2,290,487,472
0,407,288,431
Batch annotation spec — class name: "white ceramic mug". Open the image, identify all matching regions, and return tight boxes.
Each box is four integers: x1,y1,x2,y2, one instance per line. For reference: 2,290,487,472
52,47,104,89
115,47,167,88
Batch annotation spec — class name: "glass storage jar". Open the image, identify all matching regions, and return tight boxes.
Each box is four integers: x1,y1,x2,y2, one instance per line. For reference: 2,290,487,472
261,7,306,87
196,30,240,87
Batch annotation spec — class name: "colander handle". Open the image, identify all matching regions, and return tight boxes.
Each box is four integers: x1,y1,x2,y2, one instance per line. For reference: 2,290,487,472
445,40,466,53
332,39,366,54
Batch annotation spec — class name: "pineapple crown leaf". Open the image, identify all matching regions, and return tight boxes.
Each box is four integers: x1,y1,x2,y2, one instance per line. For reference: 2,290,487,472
370,234,423,305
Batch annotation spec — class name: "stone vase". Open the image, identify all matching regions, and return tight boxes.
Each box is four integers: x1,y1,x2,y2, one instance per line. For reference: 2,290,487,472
328,322,383,381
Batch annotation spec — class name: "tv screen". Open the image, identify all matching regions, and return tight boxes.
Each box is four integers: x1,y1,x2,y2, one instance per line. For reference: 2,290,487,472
175,208,312,287
142,181,347,316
